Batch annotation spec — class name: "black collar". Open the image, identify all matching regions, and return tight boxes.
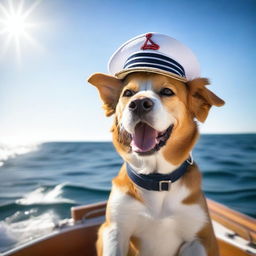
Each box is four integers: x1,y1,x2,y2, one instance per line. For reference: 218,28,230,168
126,159,192,192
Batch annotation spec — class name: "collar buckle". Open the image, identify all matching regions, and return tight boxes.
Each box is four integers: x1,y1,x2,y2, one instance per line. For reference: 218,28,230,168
159,180,172,191
186,153,194,165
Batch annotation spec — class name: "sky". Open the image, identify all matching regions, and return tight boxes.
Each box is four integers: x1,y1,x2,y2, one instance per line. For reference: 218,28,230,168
0,0,255,143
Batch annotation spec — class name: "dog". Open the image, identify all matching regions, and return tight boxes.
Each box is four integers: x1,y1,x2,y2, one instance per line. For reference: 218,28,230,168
88,33,225,256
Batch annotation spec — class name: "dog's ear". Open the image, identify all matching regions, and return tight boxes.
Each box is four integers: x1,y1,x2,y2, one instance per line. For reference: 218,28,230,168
88,73,124,116
187,78,225,122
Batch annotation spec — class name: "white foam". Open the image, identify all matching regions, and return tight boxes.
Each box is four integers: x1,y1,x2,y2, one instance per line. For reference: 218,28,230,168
0,143,39,167
0,211,59,252
16,184,75,205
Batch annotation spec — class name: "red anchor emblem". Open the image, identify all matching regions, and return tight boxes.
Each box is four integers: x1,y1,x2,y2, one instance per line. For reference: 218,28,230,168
141,33,160,50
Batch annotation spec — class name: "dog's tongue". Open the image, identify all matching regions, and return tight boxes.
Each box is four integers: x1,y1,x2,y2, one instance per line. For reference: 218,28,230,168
131,123,158,153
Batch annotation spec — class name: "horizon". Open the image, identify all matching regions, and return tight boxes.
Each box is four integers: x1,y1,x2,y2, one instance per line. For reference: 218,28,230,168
1,132,256,146
1,0,255,143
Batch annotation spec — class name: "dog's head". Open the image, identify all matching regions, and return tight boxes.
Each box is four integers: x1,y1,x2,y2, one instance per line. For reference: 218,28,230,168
88,72,224,164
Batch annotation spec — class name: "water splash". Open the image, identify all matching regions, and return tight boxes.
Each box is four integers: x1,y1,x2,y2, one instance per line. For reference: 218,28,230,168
16,184,75,205
0,210,59,252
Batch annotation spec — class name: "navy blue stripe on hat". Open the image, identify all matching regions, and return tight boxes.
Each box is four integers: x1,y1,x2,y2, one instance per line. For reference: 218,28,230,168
126,52,185,74
125,63,183,77
124,52,185,77
124,56,184,74
124,58,184,76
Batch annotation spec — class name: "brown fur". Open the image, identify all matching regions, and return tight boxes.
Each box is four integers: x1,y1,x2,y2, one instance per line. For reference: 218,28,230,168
187,78,224,122
196,195,220,256
180,164,220,255
88,73,124,116
112,164,143,202
88,72,224,256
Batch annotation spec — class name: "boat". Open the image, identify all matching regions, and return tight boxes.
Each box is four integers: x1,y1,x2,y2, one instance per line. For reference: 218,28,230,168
3,199,256,256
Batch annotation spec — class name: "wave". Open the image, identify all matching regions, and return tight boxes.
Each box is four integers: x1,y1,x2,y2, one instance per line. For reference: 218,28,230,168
0,143,39,167
16,184,75,205
0,182,109,252
14,183,109,206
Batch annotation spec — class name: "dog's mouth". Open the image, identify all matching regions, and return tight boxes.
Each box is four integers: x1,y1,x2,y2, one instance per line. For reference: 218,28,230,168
130,122,173,155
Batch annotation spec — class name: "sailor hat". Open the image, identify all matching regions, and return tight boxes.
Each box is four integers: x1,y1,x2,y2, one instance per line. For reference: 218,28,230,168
108,32,200,82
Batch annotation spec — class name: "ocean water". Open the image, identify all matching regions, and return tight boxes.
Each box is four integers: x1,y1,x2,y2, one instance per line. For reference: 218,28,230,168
0,134,255,252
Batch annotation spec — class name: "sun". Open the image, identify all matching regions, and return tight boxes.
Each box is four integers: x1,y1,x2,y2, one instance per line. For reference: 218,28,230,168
5,11,26,36
0,0,41,62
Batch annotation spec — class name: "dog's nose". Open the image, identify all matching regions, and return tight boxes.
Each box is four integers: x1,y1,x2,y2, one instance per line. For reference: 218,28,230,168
128,98,154,115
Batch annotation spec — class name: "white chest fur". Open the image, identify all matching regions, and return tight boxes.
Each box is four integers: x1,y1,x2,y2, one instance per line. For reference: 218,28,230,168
104,150,207,256
107,182,207,256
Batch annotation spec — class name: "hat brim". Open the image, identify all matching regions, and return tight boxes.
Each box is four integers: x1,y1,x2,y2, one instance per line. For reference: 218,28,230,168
115,67,188,82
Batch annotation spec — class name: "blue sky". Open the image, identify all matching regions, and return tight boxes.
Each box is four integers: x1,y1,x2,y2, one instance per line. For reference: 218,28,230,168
0,0,255,143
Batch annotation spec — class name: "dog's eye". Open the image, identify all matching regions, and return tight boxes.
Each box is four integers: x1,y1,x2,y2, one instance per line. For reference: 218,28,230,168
160,88,175,96
123,89,135,97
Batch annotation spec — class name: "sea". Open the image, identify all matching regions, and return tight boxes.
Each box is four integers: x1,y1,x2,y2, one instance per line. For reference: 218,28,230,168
0,134,255,253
